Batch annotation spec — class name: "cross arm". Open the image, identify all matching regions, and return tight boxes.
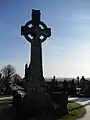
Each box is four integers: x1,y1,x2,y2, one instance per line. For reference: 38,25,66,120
40,28,51,37
21,26,33,35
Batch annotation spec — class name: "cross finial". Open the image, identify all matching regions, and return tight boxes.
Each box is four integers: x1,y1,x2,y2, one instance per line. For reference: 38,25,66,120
32,9,41,26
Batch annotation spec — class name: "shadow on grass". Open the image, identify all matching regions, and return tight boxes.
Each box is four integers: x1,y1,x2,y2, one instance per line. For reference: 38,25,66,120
0,101,86,120
0,105,13,120
0,105,67,120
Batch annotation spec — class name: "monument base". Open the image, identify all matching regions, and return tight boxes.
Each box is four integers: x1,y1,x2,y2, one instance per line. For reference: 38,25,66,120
21,78,54,118
22,92,54,118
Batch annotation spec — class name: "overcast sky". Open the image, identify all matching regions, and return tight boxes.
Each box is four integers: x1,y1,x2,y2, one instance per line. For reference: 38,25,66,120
0,0,90,78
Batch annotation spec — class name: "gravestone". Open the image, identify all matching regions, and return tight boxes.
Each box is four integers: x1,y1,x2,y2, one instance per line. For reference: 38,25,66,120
21,9,53,118
21,9,51,85
83,80,90,97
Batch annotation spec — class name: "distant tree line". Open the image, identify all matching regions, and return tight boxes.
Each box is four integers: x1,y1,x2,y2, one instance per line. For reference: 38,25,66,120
0,64,23,95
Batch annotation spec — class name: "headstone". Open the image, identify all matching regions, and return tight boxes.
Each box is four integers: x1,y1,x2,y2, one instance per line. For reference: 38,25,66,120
21,9,51,86
83,80,90,97
71,79,76,96
63,79,68,93
21,9,53,118
80,76,86,94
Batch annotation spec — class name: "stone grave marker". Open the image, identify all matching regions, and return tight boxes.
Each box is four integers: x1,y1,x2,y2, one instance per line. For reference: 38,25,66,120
21,9,53,118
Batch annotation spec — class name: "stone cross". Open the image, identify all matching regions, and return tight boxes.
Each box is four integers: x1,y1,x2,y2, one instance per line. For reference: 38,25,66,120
21,9,51,83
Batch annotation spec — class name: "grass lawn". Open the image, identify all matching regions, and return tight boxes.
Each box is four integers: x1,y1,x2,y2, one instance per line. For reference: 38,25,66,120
59,102,86,120
0,94,12,109
0,94,12,98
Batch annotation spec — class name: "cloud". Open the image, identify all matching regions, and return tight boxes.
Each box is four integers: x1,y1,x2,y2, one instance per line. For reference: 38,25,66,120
1,41,90,78
43,54,90,78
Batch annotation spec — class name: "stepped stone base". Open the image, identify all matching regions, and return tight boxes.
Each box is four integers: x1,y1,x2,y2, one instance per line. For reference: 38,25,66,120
21,79,54,117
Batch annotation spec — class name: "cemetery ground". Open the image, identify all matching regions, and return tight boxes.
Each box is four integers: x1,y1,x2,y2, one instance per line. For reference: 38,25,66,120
61,102,86,120
0,96,86,120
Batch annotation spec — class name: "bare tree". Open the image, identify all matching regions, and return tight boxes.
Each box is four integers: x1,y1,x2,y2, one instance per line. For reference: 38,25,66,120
13,73,22,83
0,64,16,79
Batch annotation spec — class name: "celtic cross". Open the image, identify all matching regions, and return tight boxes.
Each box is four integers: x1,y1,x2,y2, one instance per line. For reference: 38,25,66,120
21,9,51,82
